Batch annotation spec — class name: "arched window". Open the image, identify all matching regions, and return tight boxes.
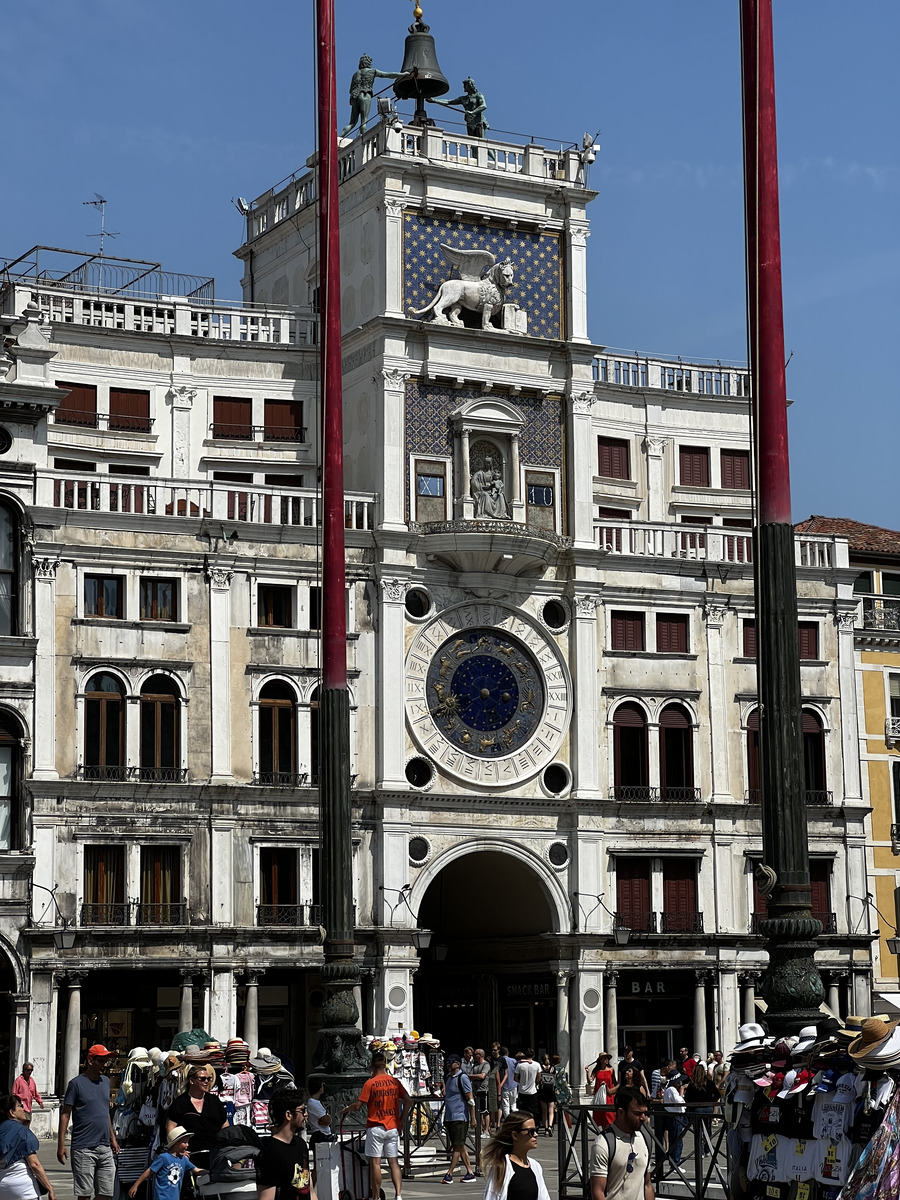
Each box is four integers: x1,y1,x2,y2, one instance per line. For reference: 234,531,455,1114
0,501,18,636
747,708,760,802
659,704,696,799
0,709,23,850
613,702,648,799
310,686,320,785
84,673,126,780
259,681,297,785
140,675,181,781
803,709,827,801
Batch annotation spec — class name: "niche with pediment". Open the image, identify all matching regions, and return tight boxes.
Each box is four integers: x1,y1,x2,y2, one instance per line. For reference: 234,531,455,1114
450,397,526,523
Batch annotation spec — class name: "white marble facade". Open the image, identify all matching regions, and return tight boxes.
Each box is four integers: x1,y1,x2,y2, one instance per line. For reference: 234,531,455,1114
0,116,871,1125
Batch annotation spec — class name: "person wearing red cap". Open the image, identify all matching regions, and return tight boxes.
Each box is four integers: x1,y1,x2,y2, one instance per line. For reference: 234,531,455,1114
58,1045,120,1200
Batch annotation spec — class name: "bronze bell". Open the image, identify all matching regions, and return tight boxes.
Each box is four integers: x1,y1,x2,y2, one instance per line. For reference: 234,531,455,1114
393,18,449,124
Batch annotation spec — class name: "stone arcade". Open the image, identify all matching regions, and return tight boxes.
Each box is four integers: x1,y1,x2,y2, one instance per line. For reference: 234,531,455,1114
0,100,872,1129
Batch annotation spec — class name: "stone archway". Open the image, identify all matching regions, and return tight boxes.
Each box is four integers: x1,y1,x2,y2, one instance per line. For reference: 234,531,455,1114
0,942,23,1088
412,846,563,1058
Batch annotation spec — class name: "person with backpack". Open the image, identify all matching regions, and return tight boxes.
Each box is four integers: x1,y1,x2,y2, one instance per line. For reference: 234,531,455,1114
589,1087,654,1200
128,1126,200,1200
441,1056,476,1184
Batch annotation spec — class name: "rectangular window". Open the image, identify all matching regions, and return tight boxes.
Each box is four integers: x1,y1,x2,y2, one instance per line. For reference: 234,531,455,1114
265,474,306,489
657,614,689,653
263,398,305,442
55,382,98,428
720,449,750,490
662,860,698,932
414,460,447,523
259,847,299,923
109,387,151,433
597,437,630,480
809,859,831,927
85,575,123,618
54,458,95,472
742,619,757,658
258,584,293,628
889,675,900,720
853,572,872,594
615,857,652,932
213,471,254,483
139,845,182,924
798,622,819,660
308,586,322,631
611,611,645,652
212,396,252,440
83,844,126,925
140,578,178,621
884,573,900,598
723,517,753,563
679,446,710,487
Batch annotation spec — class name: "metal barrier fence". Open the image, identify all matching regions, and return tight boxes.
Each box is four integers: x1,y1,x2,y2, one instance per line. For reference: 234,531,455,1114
401,1094,485,1179
559,1103,730,1200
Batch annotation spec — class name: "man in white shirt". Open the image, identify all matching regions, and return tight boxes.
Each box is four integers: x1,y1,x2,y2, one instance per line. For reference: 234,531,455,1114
515,1049,542,1125
590,1087,654,1200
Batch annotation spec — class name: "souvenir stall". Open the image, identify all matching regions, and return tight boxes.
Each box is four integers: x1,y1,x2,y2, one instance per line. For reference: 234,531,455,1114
724,1015,900,1200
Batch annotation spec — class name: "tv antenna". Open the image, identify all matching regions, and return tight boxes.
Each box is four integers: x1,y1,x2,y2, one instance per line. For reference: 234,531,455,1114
83,194,120,257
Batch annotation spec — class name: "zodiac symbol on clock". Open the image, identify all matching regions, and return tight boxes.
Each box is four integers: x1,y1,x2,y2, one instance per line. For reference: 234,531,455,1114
438,655,452,679
431,681,446,701
433,693,461,722
450,639,473,659
494,642,514,657
479,736,497,752
500,720,522,750
513,661,530,676
520,687,536,713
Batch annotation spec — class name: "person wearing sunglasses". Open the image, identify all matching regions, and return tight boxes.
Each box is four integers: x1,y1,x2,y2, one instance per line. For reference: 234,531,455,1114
164,1066,228,1171
589,1087,654,1200
481,1111,551,1200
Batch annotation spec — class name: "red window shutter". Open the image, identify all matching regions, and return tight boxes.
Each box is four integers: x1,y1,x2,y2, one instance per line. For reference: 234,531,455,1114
109,388,150,432
614,702,647,728
662,859,696,914
802,709,822,734
721,449,750,490
679,446,710,487
809,860,830,921
657,615,688,653
56,381,97,423
598,437,630,480
798,622,818,660
616,858,651,926
743,620,757,658
264,398,303,440
612,612,644,651
596,506,630,520
659,704,691,728
747,708,761,796
213,396,252,437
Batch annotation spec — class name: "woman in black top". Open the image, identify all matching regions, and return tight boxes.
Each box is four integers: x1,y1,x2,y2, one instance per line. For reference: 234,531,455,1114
481,1111,551,1200
165,1066,228,1169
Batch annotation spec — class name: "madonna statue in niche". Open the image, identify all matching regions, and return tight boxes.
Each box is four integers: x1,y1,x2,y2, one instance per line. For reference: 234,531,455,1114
470,443,511,520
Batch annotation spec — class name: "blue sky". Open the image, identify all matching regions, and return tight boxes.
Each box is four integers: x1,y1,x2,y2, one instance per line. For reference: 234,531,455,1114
1,1,895,526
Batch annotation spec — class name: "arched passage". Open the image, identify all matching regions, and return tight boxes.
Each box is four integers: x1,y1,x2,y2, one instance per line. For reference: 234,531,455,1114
0,943,21,1087
412,847,564,1058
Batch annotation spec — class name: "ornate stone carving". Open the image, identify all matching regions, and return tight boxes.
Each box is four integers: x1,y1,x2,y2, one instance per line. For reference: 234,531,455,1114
569,227,590,246
556,969,574,985
571,391,594,415
604,969,619,987
205,564,234,590
414,519,572,549
384,201,404,219
168,385,197,409
381,368,409,391
470,443,510,520
381,579,407,603
33,557,59,580
705,604,727,626
407,245,517,330
835,609,856,631
575,595,599,618
645,436,667,456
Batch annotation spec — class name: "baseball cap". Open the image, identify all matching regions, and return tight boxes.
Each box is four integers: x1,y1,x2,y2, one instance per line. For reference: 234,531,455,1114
87,1044,115,1058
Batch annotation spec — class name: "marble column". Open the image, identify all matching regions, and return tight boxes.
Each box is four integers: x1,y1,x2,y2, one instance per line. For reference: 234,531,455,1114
740,973,758,1026
459,429,472,518
209,969,235,1039
383,200,405,318
604,970,619,1057
693,972,708,1058
704,604,731,802
206,564,234,783
717,969,739,1058
556,969,573,1067
244,972,261,1054
63,974,83,1087
13,994,29,1091
824,973,841,1017
566,225,590,343
179,971,194,1032
32,557,59,779
361,968,378,1037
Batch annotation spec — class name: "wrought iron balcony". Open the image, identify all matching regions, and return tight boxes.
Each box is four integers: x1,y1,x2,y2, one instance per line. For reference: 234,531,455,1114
745,788,833,805
131,766,189,783
135,901,187,926
660,786,702,803
252,771,309,788
77,764,129,781
80,902,130,926
861,601,900,633
609,785,701,802
256,903,324,927
261,425,308,443
614,910,657,934
659,909,704,934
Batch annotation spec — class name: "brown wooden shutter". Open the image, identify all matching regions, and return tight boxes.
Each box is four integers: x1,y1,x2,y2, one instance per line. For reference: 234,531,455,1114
598,437,630,480
657,615,688,653
596,506,631,520
616,857,651,930
213,396,252,438
743,619,757,658
611,612,644,651
798,622,818,660
679,446,710,487
809,860,830,922
662,859,696,927
721,449,750,490
56,381,98,425
264,398,303,441
109,387,150,432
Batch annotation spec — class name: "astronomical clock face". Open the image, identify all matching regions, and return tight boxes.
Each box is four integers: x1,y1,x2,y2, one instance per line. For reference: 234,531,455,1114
406,603,571,787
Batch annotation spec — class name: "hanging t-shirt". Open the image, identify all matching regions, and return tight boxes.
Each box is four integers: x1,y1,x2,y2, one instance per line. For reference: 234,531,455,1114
747,1133,781,1182
776,1137,816,1182
814,1138,852,1187
813,1101,850,1142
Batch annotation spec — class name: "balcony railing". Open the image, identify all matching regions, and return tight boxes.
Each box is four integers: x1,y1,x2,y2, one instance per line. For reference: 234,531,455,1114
210,423,309,444
594,521,840,571
659,910,704,934
614,911,657,934
745,788,833,805
39,470,375,532
252,771,309,788
256,903,324,927
135,902,187,926
595,352,750,398
891,824,900,853
609,785,701,803
753,911,836,934
52,412,156,434
77,764,128,782
75,765,188,783
861,600,900,633
80,902,130,926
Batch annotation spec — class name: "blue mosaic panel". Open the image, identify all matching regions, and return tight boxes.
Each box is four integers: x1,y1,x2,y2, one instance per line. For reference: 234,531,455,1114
405,381,565,522
403,214,563,340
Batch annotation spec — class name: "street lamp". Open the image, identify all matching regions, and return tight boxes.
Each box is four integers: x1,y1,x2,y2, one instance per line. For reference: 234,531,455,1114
412,929,433,952
30,882,76,951
886,937,900,956
613,927,631,947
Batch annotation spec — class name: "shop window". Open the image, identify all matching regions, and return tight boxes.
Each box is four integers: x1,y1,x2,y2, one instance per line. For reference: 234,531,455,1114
742,620,757,658
259,846,299,924
798,622,819,660
679,446,710,488
597,437,630,480
747,708,760,801
212,396,252,440
659,705,694,799
83,844,126,925
258,584,293,629
661,859,699,932
525,470,556,532
140,676,181,781
264,398,305,443
720,449,750,490
84,673,126,780
0,709,24,851
613,703,648,796
414,460,447,523
139,845,183,925
258,682,297,785
615,857,652,932
109,387,151,433
802,709,826,799
85,575,124,619
0,500,17,636
611,612,644,652
140,578,178,622
56,381,98,428
310,686,320,784
657,615,688,653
